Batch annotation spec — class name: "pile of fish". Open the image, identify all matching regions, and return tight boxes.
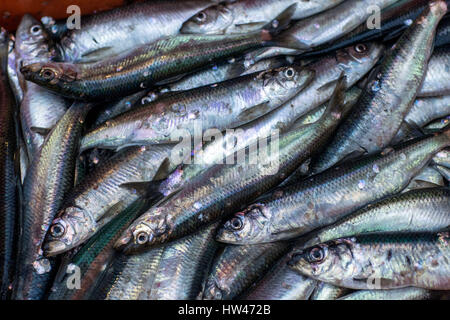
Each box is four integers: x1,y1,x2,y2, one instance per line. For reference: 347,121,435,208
1,0,450,300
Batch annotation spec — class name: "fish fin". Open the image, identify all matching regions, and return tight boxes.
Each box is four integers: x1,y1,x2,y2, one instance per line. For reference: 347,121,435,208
96,201,125,224
316,78,340,93
261,4,296,38
153,157,173,181
30,126,51,136
237,101,271,124
337,148,368,165
402,120,427,138
319,73,347,120
154,74,187,86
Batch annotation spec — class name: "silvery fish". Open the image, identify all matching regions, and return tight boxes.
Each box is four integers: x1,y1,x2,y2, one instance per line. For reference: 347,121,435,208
202,242,289,300
217,130,450,244
58,0,215,62
21,6,297,101
180,0,344,34
43,145,174,257
80,66,313,151
13,102,92,300
300,187,450,249
157,43,382,198
288,232,450,290
418,46,450,97
338,287,435,300
115,77,350,252
312,1,447,174
310,282,349,300
14,15,70,160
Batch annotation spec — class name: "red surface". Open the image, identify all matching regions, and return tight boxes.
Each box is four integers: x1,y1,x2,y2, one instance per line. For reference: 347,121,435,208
0,0,140,32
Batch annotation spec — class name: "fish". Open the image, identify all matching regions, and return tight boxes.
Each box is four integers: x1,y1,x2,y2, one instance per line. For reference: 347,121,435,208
434,15,450,47
300,187,450,249
14,15,70,160
418,46,450,97
21,6,297,101
79,66,313,151
114,76,351,252
6,36,23,104
247,0,399,62
403,166,445,191
13,102,92,300
201,242,289,300
216,129,450,245
310,282,349,300
157,43,382,198
180,0,345,34
436,164,450,181
312,1,447,174
241,254,317,300
433,149,450,168
394,95,450,143
147,223,219,300
338,287,435,300
47,198,152,300
42,145,174,257
301,0,443,58
57,0,215,62
288,231,450,290
0,28,18,300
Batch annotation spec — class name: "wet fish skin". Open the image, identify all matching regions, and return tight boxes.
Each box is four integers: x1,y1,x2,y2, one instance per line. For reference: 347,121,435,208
80,66,313,151
43,145,174,257
48,198,152,300
249,0,398,61
434,15,450,47
180,0,344,34
418,46,450,97
58,0,214,62
403,166,445,192
338,287,434,300
0,28,18,299
115,77,350,252
148,223,219,300
202,242,289,300
13,102,92,300
310,282,349,300
216,130,450,245
14,15,70,160
312,1,447,174
288,232,450,290
158,43,382,198
394,95,450,143
7,37,23,104
21,6,297,101
300,187,450,249
241,254,317,300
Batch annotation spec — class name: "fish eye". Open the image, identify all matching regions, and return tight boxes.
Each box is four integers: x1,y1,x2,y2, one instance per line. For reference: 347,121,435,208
41,68,55,80
229,217,243,230
50,223,65,238
284,68,295,79
354,43,368,53
309,247,325,262
30,25,42,35
195,11,207,23
136,232,149,244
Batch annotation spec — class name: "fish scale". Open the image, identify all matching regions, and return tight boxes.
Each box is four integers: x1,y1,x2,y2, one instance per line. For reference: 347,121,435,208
312,1,447,174
418,46,450,97
217,130,450,245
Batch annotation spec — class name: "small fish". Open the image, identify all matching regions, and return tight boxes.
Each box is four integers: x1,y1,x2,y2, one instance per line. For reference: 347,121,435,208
180,0,344,34
288,232,450,290
313,0,447,174
201,242,289,300
418,46,450,97
310,282,349,300
13,102,92,300
21,6,297,101
338,287,435,300
217,129,450,244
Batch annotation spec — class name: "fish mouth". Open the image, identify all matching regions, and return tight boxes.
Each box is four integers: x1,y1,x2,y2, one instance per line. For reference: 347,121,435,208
43,240,68,257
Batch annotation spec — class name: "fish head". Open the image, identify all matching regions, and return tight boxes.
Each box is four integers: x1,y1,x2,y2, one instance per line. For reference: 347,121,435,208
288,238,356,284
337,42,384,83
43,206,92,257
15,14,56,63
20,61,78,90
216,203,271,244
180,3,234,35
261,66,314,100
201,277,225,300
114,208,169,253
